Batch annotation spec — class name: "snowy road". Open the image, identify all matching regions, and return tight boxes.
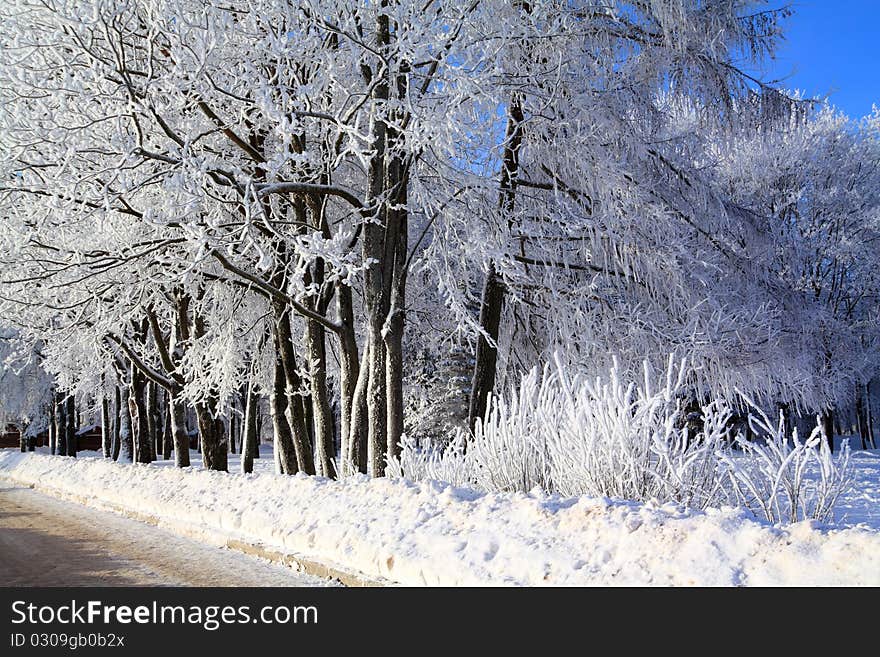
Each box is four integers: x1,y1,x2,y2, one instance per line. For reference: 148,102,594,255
0,485,334,587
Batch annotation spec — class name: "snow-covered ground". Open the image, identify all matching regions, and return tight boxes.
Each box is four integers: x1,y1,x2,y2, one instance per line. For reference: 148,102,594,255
1,446,878,586
837,449,880,528
122,443,880,530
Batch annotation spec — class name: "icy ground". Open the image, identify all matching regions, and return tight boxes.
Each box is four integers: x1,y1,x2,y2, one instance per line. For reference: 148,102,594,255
1,445,878,585
0,484,334,586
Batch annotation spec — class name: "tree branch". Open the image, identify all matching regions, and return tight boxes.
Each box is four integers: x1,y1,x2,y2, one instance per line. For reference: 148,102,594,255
209,249,343,334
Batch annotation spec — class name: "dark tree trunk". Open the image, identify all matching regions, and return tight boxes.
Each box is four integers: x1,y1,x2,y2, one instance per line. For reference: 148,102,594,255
359,10,392,478
778,402,792,443
270,352,298,475
867,381,877,449
348,345,370,474
306,317,336,478
112,385,121,461
229,402,237,455
253,399,262,459
820,408,835,453
54,393,66,456
101,393,111,458
856,384,869,450
383,145,408,467
169,392,190,467
384,311,404,464
162,389,173,460
469,264,505,431
65,395,76,457
186,299,227,471
146,380,158,461
365,330,386,477
194,399,227,471
301,392,314,455
241,383,259,474
48,396,57,455
468,93,524,430
26,425,35,451
274,300,315,475
337,282,361,472
130,369,152,464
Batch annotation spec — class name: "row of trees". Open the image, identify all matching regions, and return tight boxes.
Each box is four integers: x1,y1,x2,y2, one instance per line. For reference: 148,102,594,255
1,1,878,477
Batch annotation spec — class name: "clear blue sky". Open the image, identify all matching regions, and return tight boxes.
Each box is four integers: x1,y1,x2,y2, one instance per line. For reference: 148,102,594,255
754,1,880,118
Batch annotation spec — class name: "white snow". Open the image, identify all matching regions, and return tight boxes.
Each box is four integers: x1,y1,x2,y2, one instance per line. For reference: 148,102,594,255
1,449,878,586
837,449,880,528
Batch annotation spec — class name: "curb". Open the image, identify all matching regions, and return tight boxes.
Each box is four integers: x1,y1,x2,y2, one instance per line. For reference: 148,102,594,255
0,473,390,588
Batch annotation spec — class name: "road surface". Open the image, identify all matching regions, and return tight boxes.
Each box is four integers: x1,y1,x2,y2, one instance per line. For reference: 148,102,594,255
0,485,334,586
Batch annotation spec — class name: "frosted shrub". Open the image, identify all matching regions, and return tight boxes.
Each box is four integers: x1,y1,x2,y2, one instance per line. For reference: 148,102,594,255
542,357,726,507
716,399,852,524
386,433,473,488
389,357,853,524
469,365,557,493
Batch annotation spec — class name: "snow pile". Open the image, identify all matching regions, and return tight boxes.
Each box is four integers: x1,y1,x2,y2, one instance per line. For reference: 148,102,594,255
1,450,878,586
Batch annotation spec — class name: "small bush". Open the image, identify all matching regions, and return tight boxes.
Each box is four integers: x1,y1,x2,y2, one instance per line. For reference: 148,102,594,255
388,357,852,524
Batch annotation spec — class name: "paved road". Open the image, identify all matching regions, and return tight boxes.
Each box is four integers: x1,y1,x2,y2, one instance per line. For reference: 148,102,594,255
0,485,333,587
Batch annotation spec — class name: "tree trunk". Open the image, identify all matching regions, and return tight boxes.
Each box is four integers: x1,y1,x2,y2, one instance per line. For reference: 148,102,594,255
468,93,524,430
337,282,361,472
229,401,237,455
867,381,877,449
146,380,158,461
254,402,262,459
468,266,505,431
360,10,391,478
855,384,869,450
54,392,66,456
184,298,227,471
306,317,336,478
168,392,190,467
348,344,370,474
112,385,122,461
820,408,835,453
48,396,57,455
274,300,315,475
162,389,173,460
101,393,111,458
382,67,410,468
118,384,133,463
365,328,387,477
65,395,76,458
384,310,404,465
778,402,792,444
241,382,259,474
270,352,298,475
195,399,227,471
130,369,152,464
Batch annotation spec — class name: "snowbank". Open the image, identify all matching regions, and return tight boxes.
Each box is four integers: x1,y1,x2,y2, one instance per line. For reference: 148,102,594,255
1,450,878,586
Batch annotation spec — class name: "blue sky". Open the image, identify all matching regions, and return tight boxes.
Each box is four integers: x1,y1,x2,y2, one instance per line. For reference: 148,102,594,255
753,1,880,118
